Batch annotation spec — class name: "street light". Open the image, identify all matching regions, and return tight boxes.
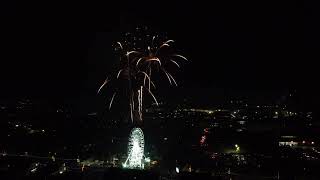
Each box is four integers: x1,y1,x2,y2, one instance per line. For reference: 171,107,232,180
235,144,240,152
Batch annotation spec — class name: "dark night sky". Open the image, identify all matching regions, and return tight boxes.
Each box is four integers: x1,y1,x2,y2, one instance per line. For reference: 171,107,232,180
0,1,318,110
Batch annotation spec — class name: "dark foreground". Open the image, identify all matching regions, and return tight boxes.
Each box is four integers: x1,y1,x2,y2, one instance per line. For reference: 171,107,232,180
2,167,320,180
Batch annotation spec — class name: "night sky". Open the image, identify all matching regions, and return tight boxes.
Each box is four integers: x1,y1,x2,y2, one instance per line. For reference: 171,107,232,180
1,1,318,110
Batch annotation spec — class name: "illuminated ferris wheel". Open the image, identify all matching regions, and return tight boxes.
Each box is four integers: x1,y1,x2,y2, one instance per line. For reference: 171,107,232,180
123,128,145,169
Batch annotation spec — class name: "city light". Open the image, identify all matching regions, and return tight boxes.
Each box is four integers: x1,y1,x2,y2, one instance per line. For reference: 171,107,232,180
235,144,240,152
176,167,180,173
200,135,206,145
30,168,37,173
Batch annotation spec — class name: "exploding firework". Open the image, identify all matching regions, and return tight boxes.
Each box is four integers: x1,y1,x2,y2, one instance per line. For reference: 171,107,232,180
97,41,152,122
135,37,188,87
98,27,188,123
118,27,188,88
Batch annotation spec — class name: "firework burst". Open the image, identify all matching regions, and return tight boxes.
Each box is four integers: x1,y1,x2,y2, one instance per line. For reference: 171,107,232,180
98,27,188,123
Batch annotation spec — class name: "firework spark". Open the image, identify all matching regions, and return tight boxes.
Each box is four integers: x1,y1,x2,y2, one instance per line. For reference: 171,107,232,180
162,68,172,85
170,59,180,68
146,87,159,106
109,92,116,110
167,71,178,86
117,69,124,79
172,54,188,61
117,42,123,50
97,77,110,94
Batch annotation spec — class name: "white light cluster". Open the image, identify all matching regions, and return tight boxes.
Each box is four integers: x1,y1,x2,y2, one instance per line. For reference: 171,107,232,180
123,128,145,169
